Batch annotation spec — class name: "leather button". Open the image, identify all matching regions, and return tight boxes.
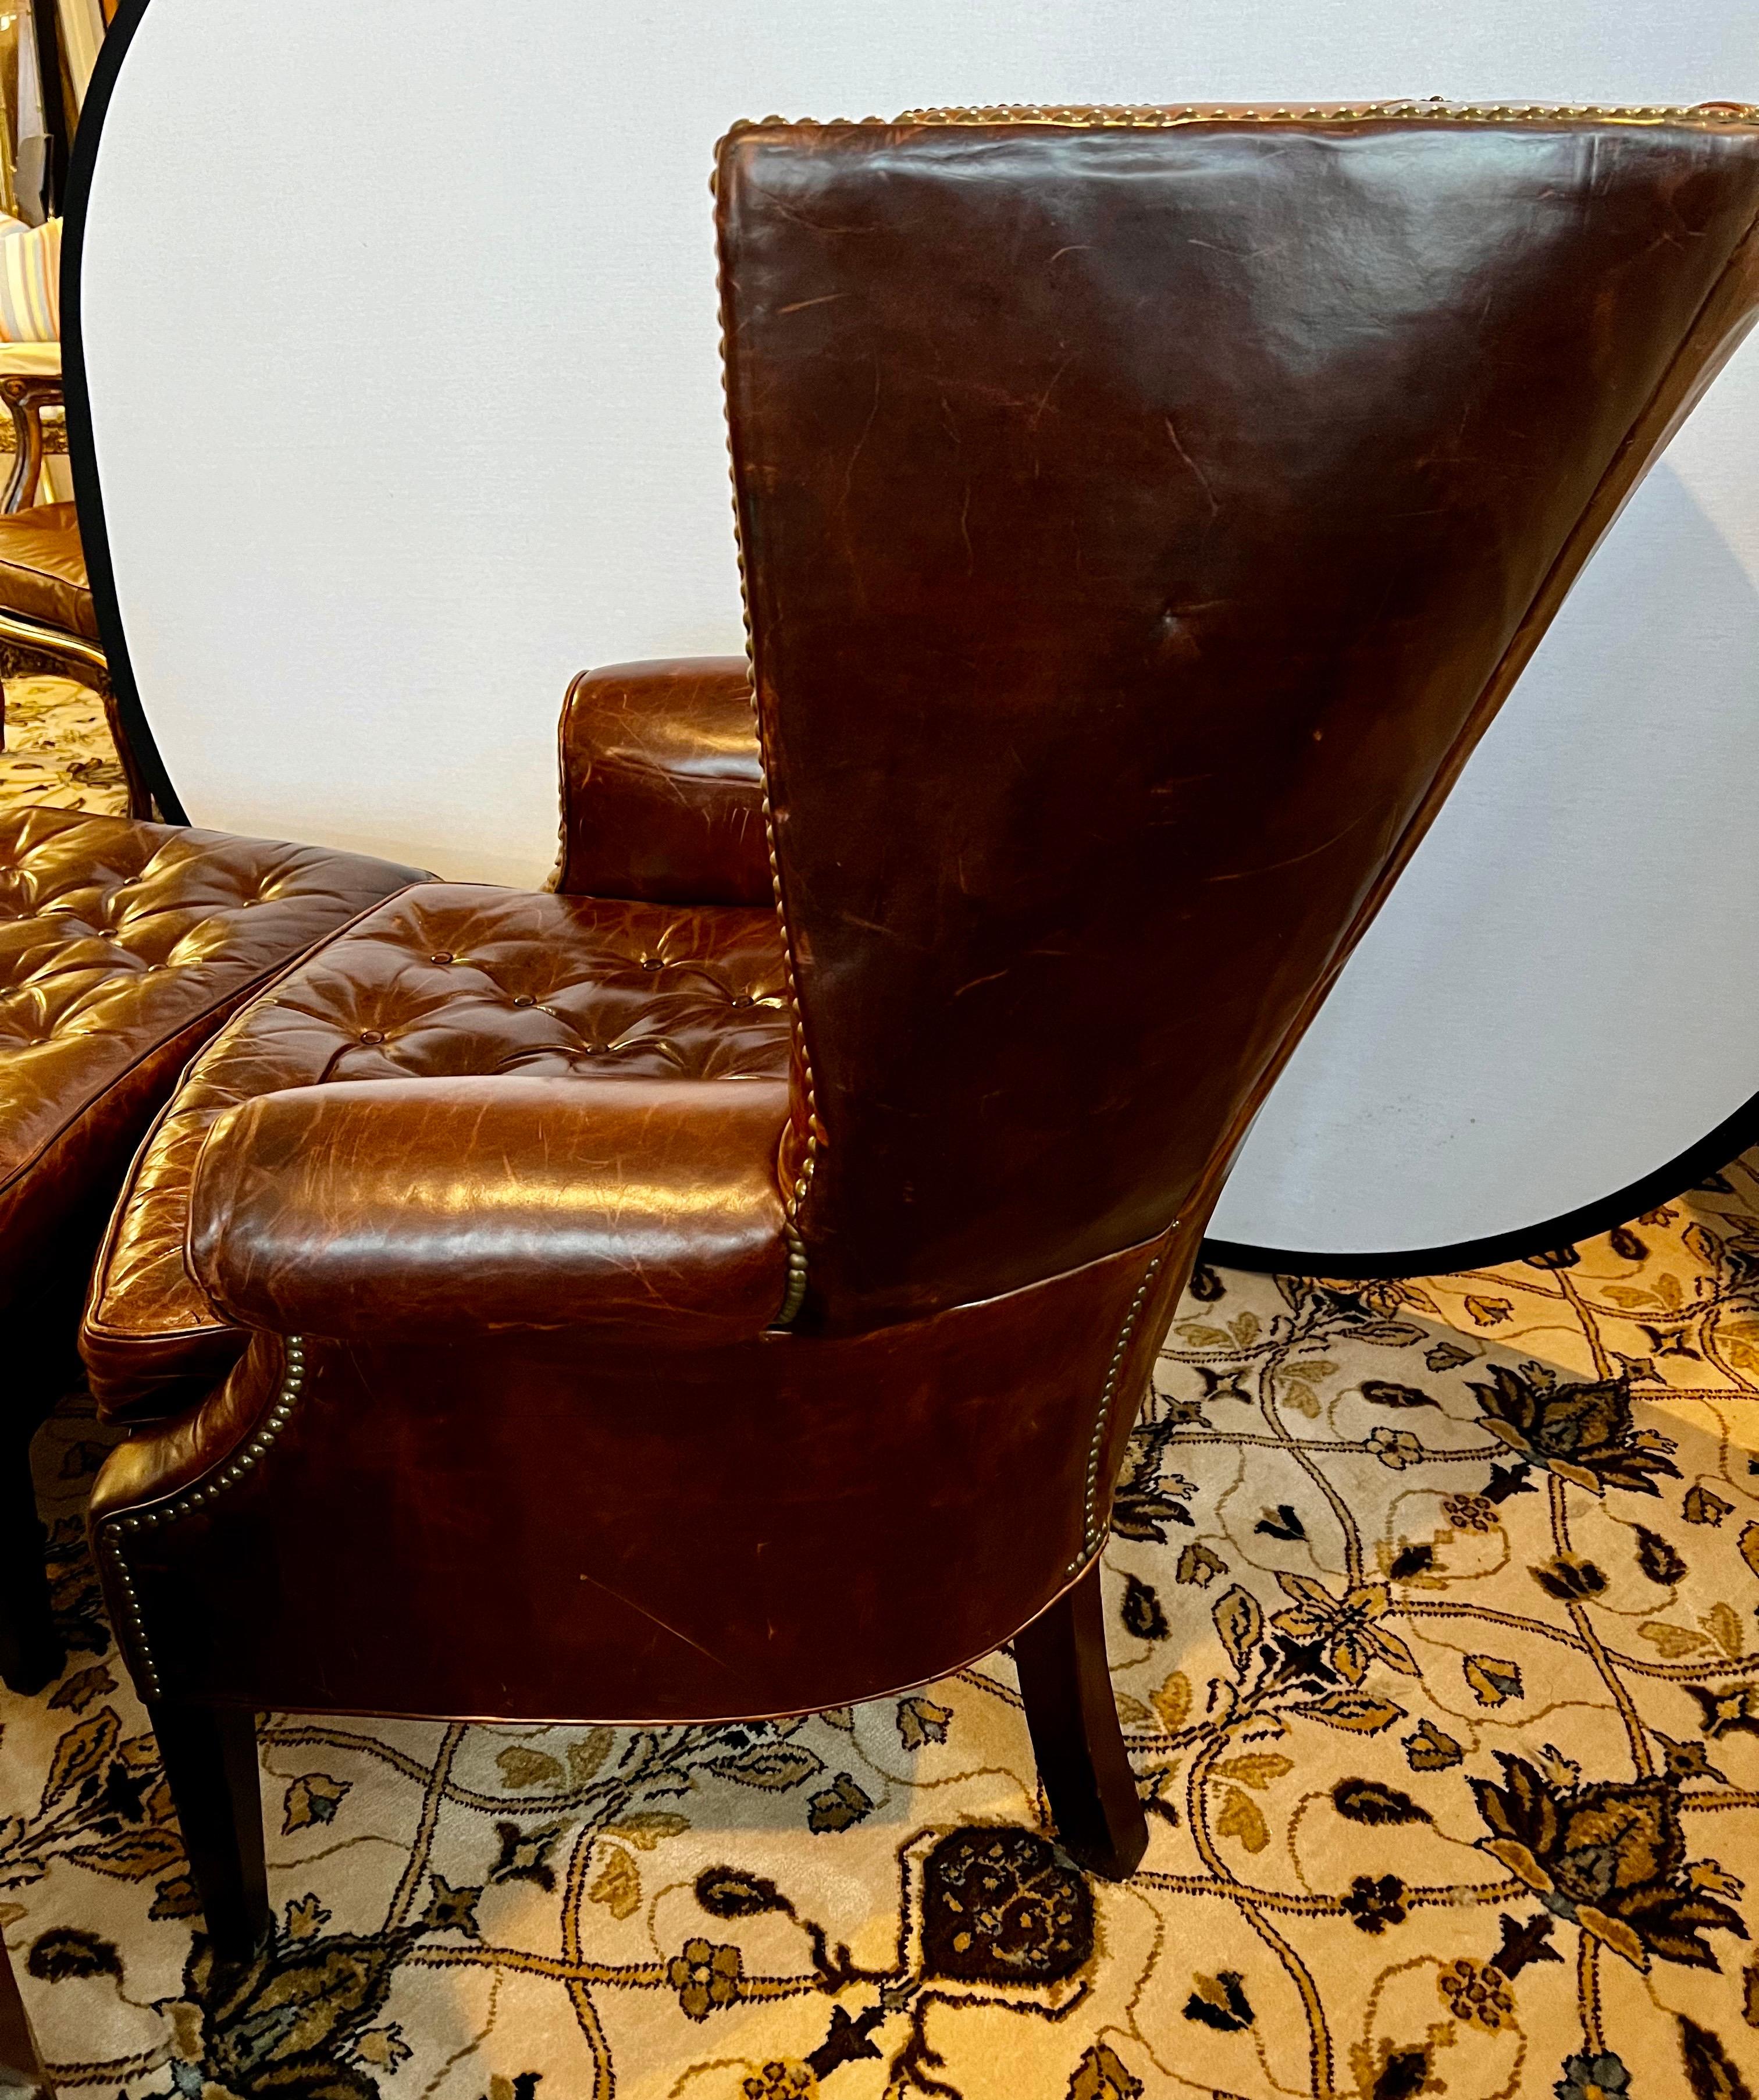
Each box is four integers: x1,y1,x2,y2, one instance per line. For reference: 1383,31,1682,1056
512,994,535,1007
359,1028,384,1044
430,952,454,963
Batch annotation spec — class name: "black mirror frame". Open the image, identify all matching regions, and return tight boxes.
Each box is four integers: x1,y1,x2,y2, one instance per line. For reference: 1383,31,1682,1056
61,0,185,823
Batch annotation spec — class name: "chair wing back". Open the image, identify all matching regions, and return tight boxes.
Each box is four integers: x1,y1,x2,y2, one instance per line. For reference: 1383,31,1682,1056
717,109,1759,1329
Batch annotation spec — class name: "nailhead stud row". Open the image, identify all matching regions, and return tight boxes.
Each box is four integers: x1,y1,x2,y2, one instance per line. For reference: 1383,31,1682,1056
98,1337,307,1700
734,101,1756,133
1068,1254,1166,1576
715,240,822,1265
771,1229,810,1330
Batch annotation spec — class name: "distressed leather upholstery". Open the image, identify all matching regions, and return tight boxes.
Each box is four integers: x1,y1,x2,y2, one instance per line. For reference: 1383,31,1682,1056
556,657,767,904
85,111,1759,1786
0,504,95,638
190,1076,791,1341
82,882,790,1417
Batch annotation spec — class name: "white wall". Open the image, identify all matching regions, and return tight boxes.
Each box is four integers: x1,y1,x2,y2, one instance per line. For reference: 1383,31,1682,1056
78,0,1759,1256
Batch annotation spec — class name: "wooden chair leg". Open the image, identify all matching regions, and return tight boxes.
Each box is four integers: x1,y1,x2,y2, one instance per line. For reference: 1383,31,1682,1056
0,1432,62,1698
1014,1557,1149,1880
150,1703,269,1965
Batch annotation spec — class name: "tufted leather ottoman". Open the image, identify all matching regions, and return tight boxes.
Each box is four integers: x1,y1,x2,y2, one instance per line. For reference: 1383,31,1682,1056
81,880,792,1421
0,804,422,1689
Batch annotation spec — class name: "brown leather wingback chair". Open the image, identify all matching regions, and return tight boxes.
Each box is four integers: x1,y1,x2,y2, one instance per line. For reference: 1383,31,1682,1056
82,103,1759,1962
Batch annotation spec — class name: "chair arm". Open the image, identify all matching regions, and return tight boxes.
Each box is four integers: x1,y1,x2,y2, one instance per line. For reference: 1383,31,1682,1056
187,1075,792,1343
556,657,770,905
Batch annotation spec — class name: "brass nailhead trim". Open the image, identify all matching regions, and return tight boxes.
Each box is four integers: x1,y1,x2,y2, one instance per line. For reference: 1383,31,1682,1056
731,100,1752,133
717,221,821,1296
1067,1252,1166,1576
99,1338,307,1700
771,1228,809,1330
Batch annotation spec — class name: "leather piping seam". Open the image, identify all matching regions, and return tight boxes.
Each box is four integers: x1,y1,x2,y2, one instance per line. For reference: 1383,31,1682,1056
730,101,1756,131
97,1336,305,1700
1067,1251,1165,1576
715,220,821,1265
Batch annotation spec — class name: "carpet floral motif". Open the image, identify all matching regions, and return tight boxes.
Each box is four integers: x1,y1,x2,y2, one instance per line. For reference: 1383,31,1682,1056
3,1172,1758,2097
0,673,130,815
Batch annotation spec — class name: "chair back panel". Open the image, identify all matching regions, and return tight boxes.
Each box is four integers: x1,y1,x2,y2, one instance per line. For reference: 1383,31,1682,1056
719,115,1759,1322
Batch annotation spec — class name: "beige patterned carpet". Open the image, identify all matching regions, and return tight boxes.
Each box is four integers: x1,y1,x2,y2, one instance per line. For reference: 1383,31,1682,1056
0,674,132,817
4,684,1758,2098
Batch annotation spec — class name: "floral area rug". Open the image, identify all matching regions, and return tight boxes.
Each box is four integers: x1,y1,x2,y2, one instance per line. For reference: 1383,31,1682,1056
0,672,131,816
3,1177,1758,2100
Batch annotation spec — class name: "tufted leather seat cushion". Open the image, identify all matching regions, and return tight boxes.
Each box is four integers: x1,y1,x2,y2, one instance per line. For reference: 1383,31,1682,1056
0,804,422,1325
0,503,94,638
82,881,791,1418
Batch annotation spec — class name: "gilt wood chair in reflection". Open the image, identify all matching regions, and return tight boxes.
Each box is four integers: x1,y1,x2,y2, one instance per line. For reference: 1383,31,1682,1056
80,106,1759,1959
0,369,152,813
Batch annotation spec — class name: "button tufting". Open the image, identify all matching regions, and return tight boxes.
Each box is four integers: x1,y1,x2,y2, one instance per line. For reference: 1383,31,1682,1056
84,880,794,1366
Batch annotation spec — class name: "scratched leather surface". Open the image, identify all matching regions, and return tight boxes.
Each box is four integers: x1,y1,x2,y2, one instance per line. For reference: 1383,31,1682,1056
190,1074,791,1342
0,805,419,1329
81,881,791,1416
720,115,1759,1328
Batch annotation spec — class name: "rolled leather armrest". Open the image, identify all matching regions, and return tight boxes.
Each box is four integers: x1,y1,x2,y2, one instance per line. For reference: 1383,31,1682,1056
556,657,770,905
187,1076,792,1343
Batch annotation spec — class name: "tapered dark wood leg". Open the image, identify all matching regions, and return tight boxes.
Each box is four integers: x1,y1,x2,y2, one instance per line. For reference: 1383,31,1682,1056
1014,1558,1149,1880
0,1431,62,1697
150,1702,269,1965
